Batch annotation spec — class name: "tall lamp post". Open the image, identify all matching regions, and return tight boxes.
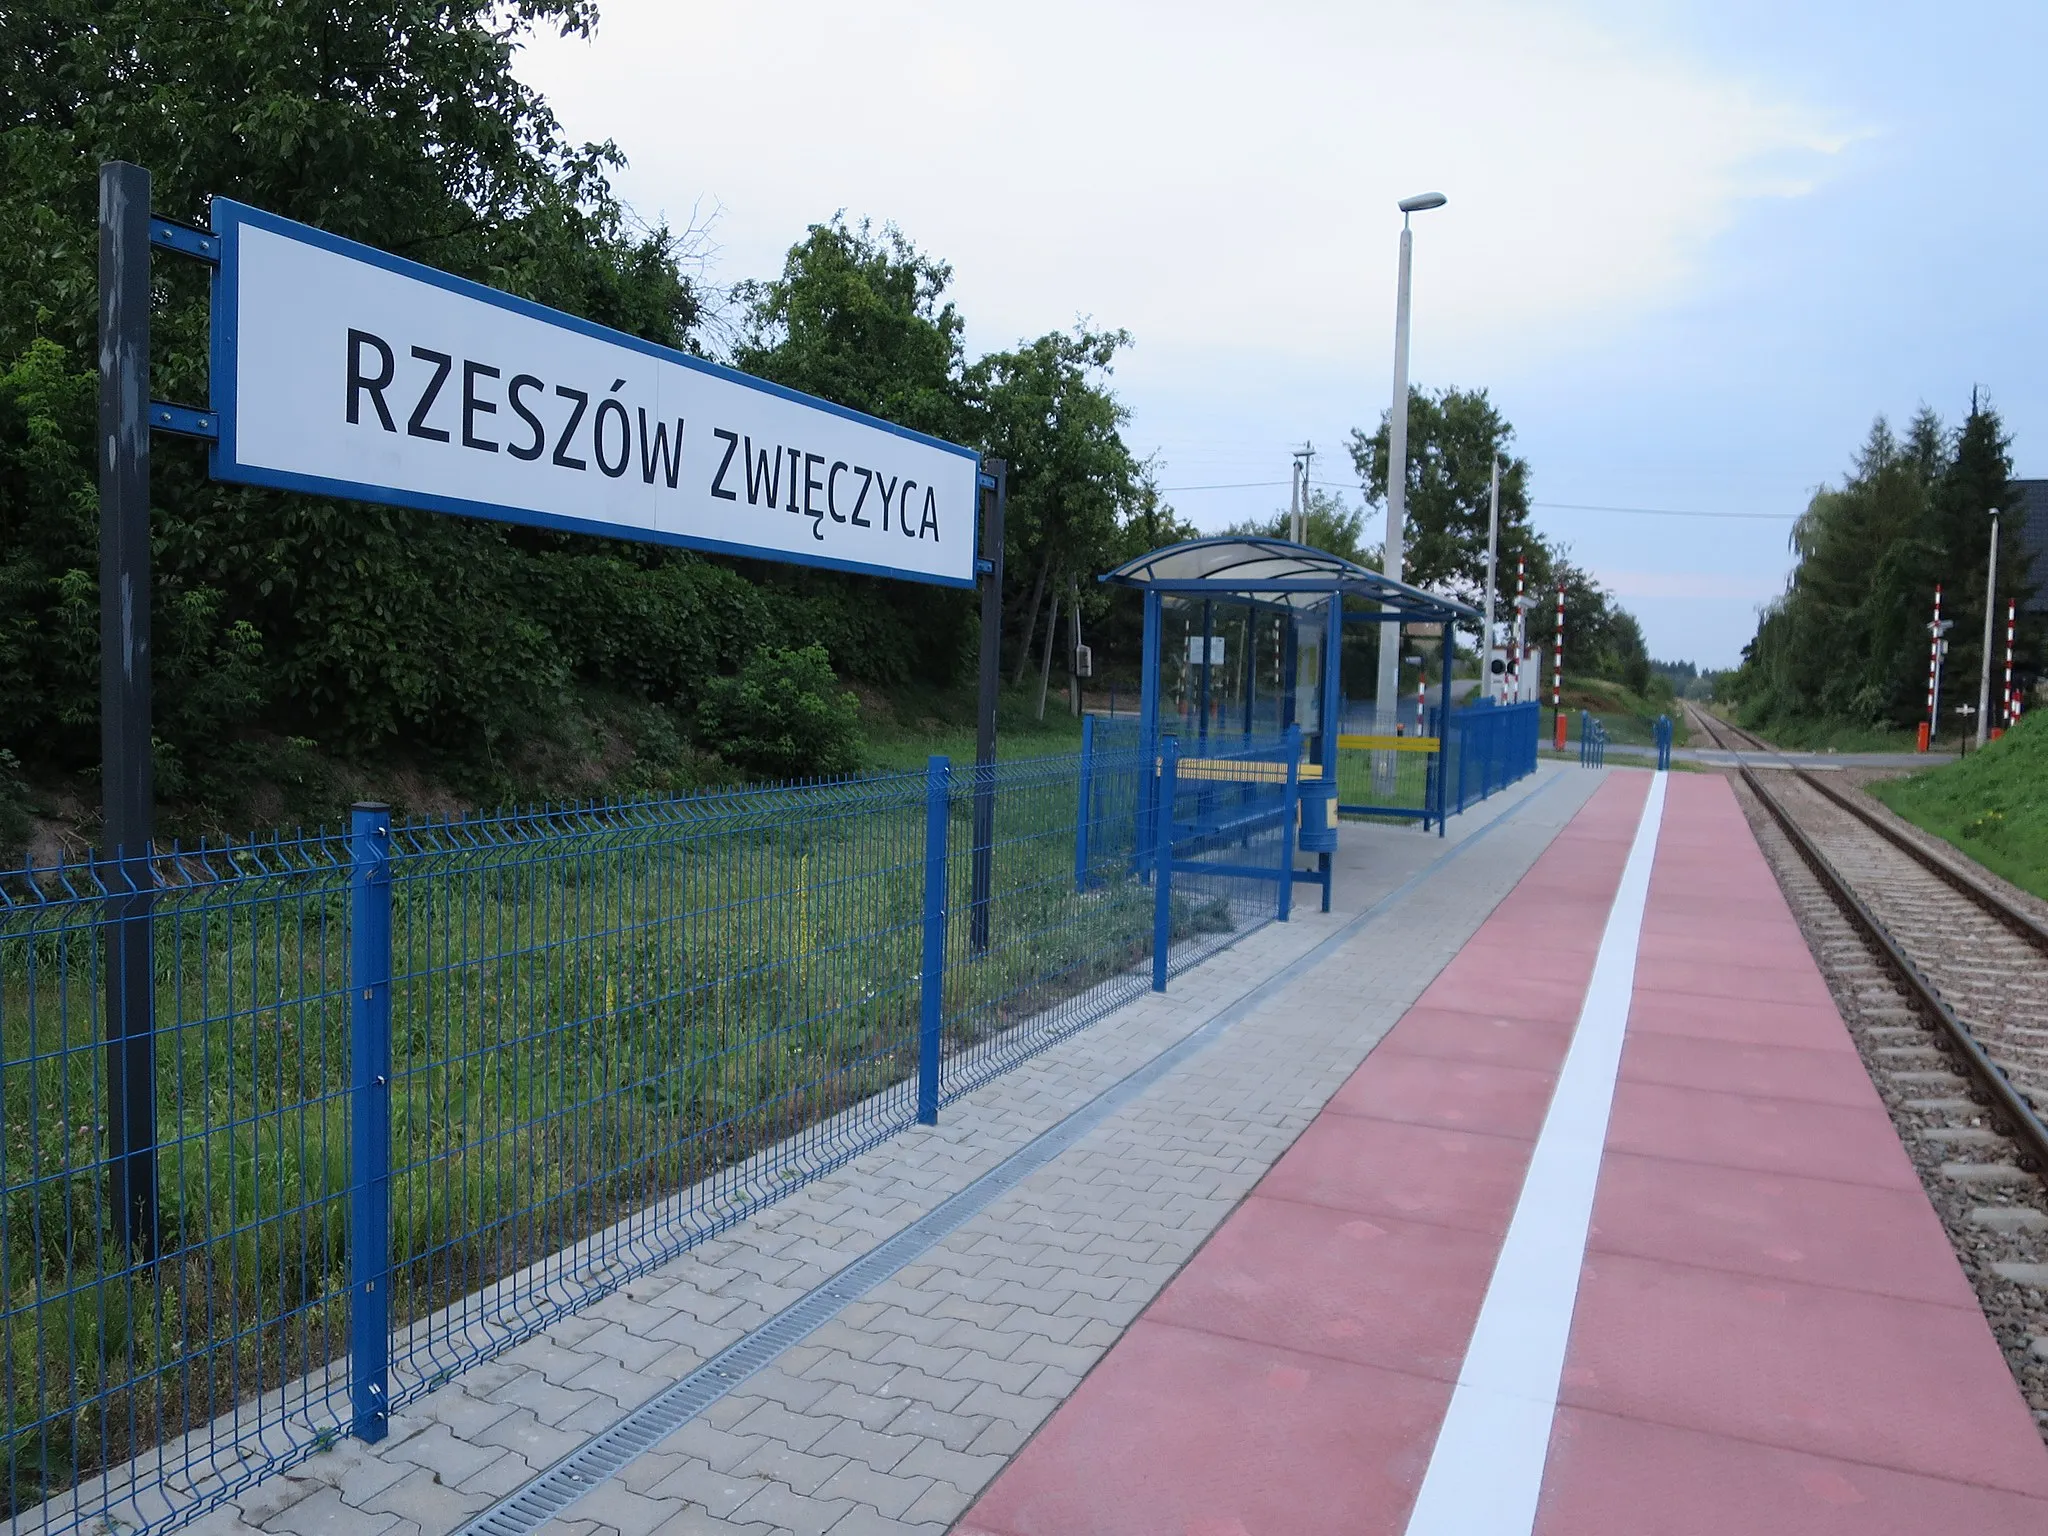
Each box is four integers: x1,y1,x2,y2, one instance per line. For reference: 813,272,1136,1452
1375,191,1448,731
1977,507,2001,746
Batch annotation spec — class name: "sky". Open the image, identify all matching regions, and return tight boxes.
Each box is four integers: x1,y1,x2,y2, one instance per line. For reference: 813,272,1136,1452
518,0,2048,668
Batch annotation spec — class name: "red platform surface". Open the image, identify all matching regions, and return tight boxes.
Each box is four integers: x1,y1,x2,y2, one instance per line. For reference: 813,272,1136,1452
960,773,2048,1536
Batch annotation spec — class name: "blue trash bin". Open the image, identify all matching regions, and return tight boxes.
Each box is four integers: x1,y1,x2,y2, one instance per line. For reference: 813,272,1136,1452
1297,772,1339,854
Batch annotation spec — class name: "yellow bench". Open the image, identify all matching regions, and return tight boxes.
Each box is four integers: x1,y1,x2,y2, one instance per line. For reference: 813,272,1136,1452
1335,733,1441,753
1176,758,1300,784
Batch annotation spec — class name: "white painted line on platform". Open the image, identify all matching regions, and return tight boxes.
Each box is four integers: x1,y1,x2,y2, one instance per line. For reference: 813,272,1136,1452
1403,771,1668,1536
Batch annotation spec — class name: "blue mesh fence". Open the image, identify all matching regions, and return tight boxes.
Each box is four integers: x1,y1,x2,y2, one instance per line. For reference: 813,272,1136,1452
0,836,358,1535
376,775,932,1412
937,734,1294,1102
1442,700,1542,814
0,736,1293,1536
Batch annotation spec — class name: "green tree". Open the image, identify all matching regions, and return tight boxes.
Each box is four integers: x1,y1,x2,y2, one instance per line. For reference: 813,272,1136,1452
726,217,976,688
1348,385,1533,606
0,0,711,799
966,327,1144,681
1227,488,1370,565
1728,398,2035,731
734,217,965,442
1929,393,2025,724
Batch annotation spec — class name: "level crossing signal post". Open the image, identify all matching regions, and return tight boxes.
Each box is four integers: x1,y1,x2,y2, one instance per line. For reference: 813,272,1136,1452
1923,585,1952,753
2006,598,2021,730
1551,584,1567,751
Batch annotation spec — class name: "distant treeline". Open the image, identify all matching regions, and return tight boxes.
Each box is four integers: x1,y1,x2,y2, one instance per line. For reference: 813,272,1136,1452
1725,397,2030,729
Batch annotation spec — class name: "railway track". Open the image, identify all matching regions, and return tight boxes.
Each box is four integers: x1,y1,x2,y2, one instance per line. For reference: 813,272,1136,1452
1684,703,2048,1428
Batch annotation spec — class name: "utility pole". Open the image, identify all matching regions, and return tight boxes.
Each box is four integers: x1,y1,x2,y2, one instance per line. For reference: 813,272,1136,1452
1977,509,2001,746
1289,442,1315,544
1481,456,1500,700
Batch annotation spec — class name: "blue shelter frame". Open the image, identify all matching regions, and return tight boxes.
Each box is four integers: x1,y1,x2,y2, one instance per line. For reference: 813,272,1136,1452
1099,537,1480,911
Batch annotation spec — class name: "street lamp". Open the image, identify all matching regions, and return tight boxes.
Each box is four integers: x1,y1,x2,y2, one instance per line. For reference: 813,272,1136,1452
1376,191,1448,745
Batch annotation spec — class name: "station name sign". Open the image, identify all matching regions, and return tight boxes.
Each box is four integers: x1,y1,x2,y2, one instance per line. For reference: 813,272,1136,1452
209,200,980,588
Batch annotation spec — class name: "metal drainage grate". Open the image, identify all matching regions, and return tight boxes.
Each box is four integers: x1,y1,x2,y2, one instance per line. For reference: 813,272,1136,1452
457,774,1559,1536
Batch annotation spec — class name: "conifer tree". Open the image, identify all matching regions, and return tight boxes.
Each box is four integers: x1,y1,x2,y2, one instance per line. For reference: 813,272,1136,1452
1928,392,2022,730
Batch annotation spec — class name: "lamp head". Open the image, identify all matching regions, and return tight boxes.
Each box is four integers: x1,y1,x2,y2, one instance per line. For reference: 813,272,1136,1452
1398,192,1448,213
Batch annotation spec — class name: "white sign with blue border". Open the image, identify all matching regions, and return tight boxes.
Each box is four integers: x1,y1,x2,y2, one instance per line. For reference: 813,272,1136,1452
208,200,980,588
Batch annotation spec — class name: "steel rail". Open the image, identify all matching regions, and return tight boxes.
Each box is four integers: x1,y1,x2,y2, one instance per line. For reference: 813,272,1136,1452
1687,705,2048,956
1688,703,2048,1172
1790,769,2048,954
1739,764,2048,1171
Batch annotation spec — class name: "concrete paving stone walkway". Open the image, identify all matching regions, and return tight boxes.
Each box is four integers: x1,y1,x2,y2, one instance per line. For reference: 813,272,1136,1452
172,763,1600,1536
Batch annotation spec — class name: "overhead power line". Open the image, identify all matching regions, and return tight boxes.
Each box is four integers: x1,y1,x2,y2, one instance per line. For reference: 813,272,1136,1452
1529,501,1795,521
1153,478,1796,521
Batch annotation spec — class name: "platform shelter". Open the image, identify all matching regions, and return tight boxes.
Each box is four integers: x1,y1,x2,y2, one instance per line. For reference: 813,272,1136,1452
1099,536,1480,909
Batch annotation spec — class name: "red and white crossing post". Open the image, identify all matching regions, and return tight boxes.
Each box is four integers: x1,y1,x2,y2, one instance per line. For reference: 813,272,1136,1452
1511,556,1525,700
1923,585,1949,753
1552,584,1567,750
2005,597,2019,728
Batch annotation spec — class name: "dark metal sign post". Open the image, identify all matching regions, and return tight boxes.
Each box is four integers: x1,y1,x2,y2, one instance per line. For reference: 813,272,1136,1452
99,161,160,1259
970,460,1006,955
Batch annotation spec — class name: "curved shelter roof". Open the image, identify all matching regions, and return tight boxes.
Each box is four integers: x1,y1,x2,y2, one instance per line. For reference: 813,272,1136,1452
1100,536,1480,621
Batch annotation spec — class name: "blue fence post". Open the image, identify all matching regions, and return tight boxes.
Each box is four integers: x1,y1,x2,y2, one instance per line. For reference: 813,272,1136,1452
1278,725,1300,922
918,756,950,1126
1152,739,1178,992
348,802,393,1445
1430,705,1447,837
1074,713,1094,893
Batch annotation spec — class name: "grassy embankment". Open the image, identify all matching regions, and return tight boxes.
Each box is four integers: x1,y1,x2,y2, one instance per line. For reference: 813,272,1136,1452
1868,711,2048,899
1727,710,1921,754
1529,677,1689,754
861,680,1093,772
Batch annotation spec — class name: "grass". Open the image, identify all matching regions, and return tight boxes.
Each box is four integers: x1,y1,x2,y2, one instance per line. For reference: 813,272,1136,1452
0,744,1265,1521
1867,711,2048,899
1715,706,1920,755
1551,677,1689,748
859,681,1092,773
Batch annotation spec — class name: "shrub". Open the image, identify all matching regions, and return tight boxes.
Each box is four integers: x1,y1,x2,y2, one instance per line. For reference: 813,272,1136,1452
0,747,28,858
695,644,864,781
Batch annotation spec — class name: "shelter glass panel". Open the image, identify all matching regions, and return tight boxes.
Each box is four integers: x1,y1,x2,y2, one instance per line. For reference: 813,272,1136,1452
1162,596,1313,746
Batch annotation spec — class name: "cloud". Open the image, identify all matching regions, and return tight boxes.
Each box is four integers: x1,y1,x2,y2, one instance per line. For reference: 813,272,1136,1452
518,0,1848,371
